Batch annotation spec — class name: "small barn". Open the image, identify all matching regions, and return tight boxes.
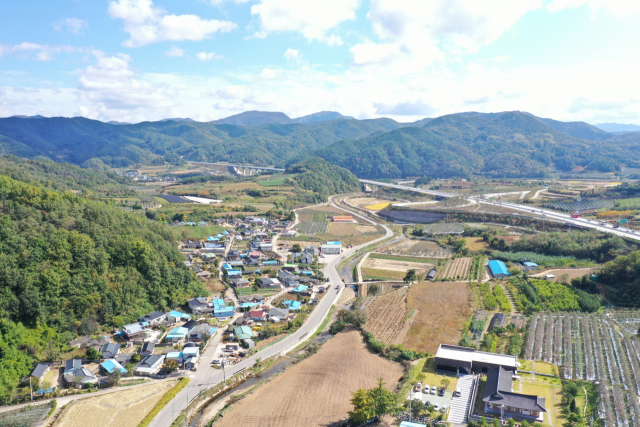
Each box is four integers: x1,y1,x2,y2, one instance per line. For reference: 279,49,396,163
488,313,507,331
488,260,510,278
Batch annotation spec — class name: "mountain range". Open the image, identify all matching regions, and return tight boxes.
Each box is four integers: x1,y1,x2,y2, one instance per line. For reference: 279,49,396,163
2,110,640,178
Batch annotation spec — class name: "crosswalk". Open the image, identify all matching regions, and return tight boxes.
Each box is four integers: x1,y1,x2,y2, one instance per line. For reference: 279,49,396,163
448,375,475,424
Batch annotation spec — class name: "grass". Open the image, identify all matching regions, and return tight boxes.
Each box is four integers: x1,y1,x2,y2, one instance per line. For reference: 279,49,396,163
419,357,459,391
362,268,405,280
521,381,564,427
369,253,437,263
475,378,487,414
167,224,228,241
258,176,287,186
464,237,489,251
137,378,190,427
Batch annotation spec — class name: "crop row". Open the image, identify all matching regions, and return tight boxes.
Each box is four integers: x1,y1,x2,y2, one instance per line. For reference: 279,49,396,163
297,221,329,235
525,313,640,426
492,285,511,313
479,283,497,311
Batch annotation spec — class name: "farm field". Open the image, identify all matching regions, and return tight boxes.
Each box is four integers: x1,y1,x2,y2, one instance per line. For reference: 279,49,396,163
523,312,640,426
55,381,177,427
362,268,405,281
403,282,474,354
438,257,473,280
297,221,329,234
327,223,380,236
360,288,415,345
298,206,344,222
258,176,286,186
348,197,389,208
364,257,435,273
365,202,391,210
415,223,465,235
213,330,403,427
530,268,596,282
378,238,450,257
464,237,489,251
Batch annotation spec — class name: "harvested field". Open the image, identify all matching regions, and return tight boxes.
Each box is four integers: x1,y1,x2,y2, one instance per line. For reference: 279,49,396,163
213,330,403,427
55,381,177,427
361,288,417,345
403,282,474,354
379,238,449,257
328,223,380,236
464,237,489,251
438,257,473,280
362,268,406,281
365,202,391,210
364,257,435,273
530,268,596,282
348,197,388,208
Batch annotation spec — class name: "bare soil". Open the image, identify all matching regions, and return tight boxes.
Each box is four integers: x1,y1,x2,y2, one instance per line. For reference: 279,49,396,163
403,282,474,354
327,223,379,236
213,330,403,427
362,288,416,346
364,258,434,273
530,268,596,282
381,238,444,257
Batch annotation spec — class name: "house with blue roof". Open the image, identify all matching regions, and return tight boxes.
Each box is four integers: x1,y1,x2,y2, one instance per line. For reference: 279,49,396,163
291,285,308,293
168,311,191,323
282,300,302,310
101,359,127,374
166,327,189,343
523,261,539,272
488,260,511,278
213,299,235,318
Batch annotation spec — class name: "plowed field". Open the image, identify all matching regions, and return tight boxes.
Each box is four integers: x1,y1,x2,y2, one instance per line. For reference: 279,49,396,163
439,257,473,280
403,282,474,353
213,330,403,427
55,381,177,427
362,288,416,346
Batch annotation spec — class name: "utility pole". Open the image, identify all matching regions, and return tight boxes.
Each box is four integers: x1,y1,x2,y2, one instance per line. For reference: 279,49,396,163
30,377,33,401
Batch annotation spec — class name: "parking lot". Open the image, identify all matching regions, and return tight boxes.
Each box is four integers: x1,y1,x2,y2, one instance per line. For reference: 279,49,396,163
409,387,453,412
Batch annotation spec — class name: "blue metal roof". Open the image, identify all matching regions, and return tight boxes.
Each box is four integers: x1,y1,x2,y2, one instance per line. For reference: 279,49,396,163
523,262,538,267
488,260,510,276
400,422,427,427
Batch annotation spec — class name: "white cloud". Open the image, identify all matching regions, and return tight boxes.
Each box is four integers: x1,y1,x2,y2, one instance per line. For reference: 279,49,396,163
52,17,89,34
0,42,81,61
250,0,359,44
196,51,223,61
547,0,640,16
260,68,280,79
284,48,301,61
108,0,237,47
165,46,185,57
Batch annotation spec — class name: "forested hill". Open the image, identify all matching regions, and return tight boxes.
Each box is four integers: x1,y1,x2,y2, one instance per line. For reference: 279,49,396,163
286,158,361,196
0,176,204,400
0,116,404,168
302,111,632,178
0,156,135,196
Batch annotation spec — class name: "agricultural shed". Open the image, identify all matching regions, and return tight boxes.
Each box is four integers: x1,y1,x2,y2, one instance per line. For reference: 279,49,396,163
435,344,518,375
488,260,510,278
488,313,507,331
332,215,354,222
282,300,302,310
292,285,308,293
166,327,189,343
30,362,51,381
168,311,191,323
523,262,539,272
426,269,437,280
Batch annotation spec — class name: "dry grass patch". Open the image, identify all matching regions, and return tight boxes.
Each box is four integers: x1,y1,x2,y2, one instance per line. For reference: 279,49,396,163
365,202,391,211
361,288,415,346
530,268,596,282
364,257,434,273
402,282,474,354
213,330,403,427
55,381,177,427
464,237,489,251
382,238,444,257
521,382,564,427
362,268,406,281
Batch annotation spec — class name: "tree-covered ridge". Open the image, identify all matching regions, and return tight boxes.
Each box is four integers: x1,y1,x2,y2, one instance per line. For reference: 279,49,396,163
304,112,633,178
0,175,205,400
0,156,134,196
599,251,640,306
286,158,361,196
0,116,405,168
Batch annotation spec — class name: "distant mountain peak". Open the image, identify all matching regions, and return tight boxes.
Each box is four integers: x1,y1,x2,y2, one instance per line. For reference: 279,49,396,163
594,122,640,134
210,111,293,126
158,118,195,123
292,111,354,124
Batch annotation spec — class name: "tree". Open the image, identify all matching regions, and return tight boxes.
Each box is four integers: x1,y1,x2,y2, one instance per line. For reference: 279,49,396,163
86,348,101,360
369,378,398,417
404,269,418,283
349,389,375,423
131,353,141,363
440,378,450,390
559,273,570,284
520,421,531,427
107,369,122,387
125,362,136,378
368,284,380,296
507,418,516,427
44,342,61,362
163,359,179,374
292,243,302,253
491,419,501,427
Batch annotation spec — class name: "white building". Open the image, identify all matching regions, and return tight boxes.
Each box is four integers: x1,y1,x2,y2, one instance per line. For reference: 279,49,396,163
321,241,342,255
135,355,165,376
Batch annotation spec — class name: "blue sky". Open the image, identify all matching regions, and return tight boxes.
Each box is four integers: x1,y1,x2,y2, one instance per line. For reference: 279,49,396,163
2,0,640,124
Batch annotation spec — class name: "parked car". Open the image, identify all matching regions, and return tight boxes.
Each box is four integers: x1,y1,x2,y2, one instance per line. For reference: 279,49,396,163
454,387,461,397
430,385,437,395
433,403,440,412
414,382,422,392
440,405,448,413
422,385,430,394
425,401,431,408
438,388,445,396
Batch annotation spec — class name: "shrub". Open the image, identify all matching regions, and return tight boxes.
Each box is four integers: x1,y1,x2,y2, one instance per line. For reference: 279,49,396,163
137,378,190,427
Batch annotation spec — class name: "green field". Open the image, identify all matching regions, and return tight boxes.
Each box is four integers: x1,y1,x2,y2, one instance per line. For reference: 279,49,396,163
258,176,287,186
369,253,438,264
297,221,330,234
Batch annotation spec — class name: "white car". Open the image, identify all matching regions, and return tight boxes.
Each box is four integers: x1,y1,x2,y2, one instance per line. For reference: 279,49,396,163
440,405,448,413
430,385,437,395
433,403,440,412
423,385,430,394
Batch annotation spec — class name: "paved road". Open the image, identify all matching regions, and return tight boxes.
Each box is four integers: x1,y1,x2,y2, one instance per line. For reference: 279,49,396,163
361,179,640,242
149,199,393,427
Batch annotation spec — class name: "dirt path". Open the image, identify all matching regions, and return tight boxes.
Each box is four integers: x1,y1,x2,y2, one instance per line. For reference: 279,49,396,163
498,282,519,315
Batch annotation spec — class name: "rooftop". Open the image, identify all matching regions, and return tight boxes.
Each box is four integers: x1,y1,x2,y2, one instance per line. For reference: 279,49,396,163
488,260,510,276
435,344,518,369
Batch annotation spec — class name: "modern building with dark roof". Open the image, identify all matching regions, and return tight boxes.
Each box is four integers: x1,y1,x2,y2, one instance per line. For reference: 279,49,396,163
140,311,167,324
483,367,546,420
435,344,519,375
101,343,120,359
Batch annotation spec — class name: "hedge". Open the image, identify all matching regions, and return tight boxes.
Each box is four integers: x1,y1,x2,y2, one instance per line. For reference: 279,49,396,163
137,378,190,427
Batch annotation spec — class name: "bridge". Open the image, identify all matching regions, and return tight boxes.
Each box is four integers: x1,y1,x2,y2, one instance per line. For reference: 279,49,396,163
187,161,285,176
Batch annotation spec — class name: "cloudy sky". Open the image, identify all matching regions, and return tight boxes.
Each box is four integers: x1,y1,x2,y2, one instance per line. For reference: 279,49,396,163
1,0,640,124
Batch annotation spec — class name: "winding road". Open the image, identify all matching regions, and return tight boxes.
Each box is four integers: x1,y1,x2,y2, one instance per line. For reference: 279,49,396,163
149,197,393,427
